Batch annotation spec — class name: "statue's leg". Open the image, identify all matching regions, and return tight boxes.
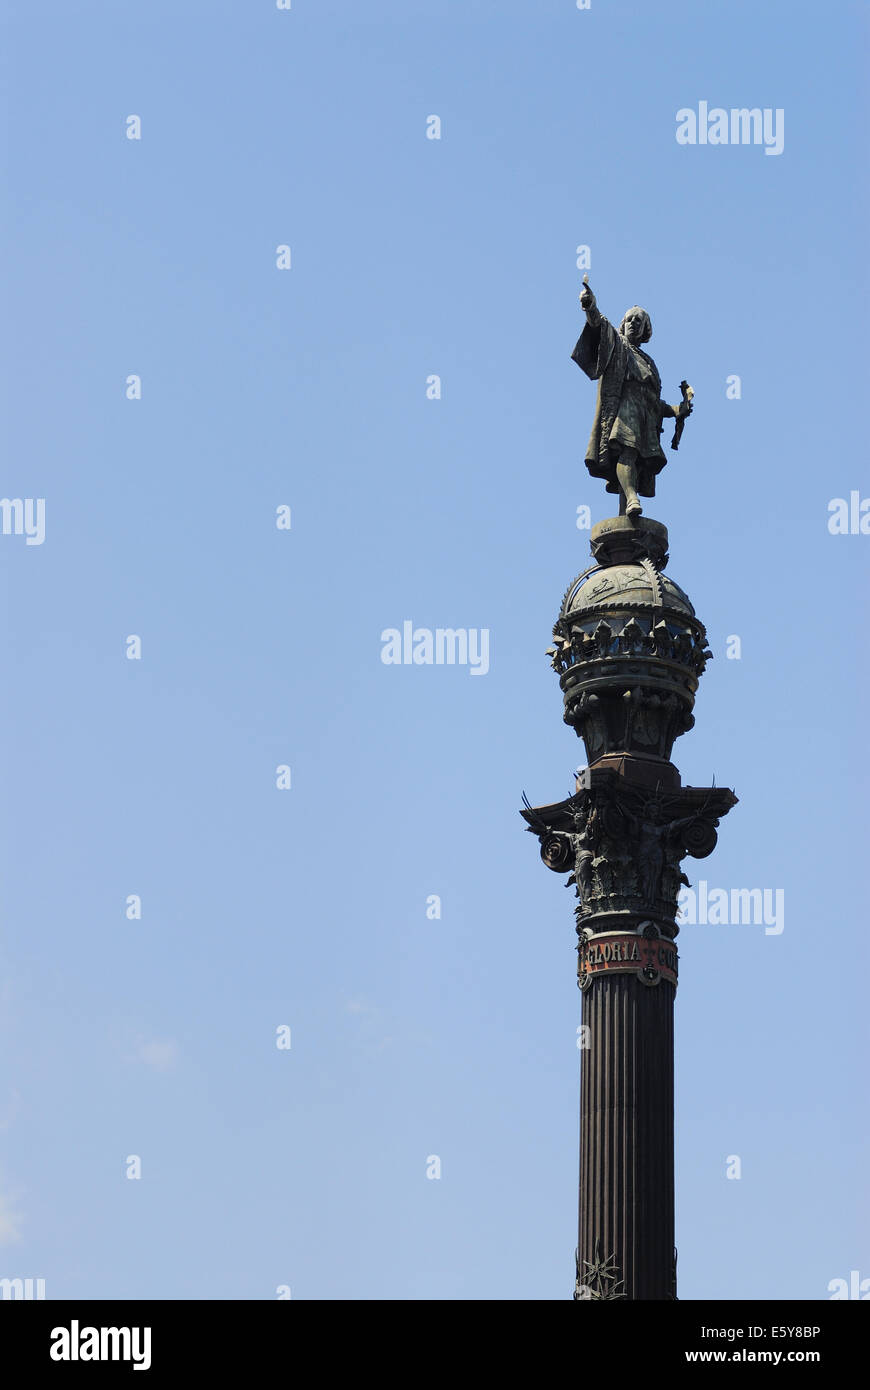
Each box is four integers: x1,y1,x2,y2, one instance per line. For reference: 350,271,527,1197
616,447,642,517
576,852,593,907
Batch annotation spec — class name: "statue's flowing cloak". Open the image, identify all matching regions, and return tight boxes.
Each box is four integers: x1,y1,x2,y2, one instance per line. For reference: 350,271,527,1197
572,317,668,497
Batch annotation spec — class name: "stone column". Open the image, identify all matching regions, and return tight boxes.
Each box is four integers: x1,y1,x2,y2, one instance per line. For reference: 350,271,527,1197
577,967,675,1300
523,518,736,1300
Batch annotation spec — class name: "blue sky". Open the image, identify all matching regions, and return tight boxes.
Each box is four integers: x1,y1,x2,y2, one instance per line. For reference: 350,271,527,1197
0,0,867,1299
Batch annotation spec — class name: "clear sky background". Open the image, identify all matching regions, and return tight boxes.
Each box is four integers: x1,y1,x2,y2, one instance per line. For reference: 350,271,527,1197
0,0,867,1301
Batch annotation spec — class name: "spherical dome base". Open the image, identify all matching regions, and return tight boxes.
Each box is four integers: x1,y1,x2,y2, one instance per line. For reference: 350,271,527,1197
548,516,712,765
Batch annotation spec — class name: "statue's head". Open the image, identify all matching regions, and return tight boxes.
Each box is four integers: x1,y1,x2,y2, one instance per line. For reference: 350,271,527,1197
620,306,652,346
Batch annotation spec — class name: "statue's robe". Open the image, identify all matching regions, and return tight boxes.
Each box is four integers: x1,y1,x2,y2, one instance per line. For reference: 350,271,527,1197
572,317,668,497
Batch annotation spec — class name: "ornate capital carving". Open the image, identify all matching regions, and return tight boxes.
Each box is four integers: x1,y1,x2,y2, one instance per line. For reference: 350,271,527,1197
522,773,736,939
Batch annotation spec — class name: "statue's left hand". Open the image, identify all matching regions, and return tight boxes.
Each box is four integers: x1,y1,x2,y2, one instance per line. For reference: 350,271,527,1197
675,400,693,419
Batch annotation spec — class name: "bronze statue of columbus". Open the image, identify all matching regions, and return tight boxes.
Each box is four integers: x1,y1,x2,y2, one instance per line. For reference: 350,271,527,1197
572,276,693,518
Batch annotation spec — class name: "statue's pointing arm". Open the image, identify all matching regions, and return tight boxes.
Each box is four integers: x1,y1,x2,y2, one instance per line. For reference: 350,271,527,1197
572,283,611,380
579,281,602,329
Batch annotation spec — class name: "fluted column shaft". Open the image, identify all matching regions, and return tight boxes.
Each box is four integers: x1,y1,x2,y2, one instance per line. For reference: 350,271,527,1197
577,974,675,1300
